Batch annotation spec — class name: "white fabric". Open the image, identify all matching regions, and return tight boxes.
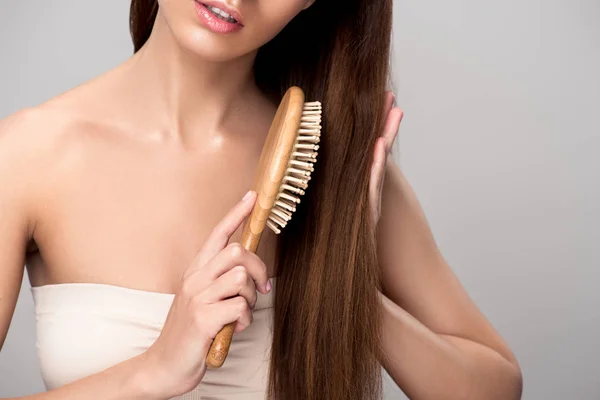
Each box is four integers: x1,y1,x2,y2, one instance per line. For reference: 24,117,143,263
31,279,276,400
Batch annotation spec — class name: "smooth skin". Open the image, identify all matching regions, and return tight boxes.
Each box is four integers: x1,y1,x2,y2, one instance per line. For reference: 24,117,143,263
0,184,270,400
0,0,522,399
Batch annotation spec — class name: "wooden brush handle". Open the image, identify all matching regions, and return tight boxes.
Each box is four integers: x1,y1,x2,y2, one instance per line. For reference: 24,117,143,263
205,322,235,368
205,86,306,369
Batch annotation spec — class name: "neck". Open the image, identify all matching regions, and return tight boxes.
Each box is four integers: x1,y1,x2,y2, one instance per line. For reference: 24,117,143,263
124,9,261,146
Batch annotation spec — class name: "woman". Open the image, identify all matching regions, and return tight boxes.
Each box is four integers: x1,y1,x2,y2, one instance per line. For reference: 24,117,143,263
0,0,523,399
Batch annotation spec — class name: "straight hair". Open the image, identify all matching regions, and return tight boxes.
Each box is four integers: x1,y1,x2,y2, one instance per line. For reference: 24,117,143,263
130,1,394,398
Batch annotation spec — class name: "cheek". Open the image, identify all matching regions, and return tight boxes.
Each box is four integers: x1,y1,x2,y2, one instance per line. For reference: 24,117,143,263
157,0,199,40
157,0,189,22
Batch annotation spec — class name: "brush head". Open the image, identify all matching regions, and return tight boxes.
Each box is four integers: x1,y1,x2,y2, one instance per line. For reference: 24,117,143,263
266,98,321,234
243,86,322,245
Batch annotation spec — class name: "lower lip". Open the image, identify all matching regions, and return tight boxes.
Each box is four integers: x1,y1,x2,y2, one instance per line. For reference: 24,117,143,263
194,1,243,34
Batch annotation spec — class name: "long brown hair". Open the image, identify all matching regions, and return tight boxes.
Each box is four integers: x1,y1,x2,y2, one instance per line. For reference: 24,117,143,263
130,1,394,399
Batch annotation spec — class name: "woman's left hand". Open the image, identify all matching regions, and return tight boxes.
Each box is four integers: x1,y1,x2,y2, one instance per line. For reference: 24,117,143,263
369,91,404,228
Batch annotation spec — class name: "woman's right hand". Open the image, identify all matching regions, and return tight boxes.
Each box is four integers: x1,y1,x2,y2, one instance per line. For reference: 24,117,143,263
141,190,272,399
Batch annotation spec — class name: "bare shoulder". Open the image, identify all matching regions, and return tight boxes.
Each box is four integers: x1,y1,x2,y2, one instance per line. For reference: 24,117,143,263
0,105,70,173
0,85,111,229
1,102,70,139
0,106,66,230
0,102,81,171
0,66,126,169
0,105,83,348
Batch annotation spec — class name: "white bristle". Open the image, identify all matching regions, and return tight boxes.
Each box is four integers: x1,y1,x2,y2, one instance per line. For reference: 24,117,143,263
283,176,308,188
271,207,292,221
289,160,314,170
266,100,322,234
294,144,318,151
274,199,296,212
287,167,310,177
298,129,321,136
297,135,320,143
281,183,304,195
277,191,300,203
266,220,281,234
269,213,287,227
292,151,318,159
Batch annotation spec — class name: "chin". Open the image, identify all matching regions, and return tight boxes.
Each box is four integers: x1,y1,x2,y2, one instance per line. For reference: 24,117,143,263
181,29,252,62
156,0,310,62
159,14,254,62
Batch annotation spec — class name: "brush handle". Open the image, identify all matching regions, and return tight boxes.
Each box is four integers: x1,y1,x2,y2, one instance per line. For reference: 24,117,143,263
205,322,235,368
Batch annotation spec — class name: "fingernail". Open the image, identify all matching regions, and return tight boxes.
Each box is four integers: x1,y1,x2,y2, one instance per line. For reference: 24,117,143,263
242,190,253,201
265,279,272,292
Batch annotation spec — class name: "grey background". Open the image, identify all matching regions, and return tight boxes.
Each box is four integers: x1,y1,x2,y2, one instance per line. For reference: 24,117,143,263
0,1,598,399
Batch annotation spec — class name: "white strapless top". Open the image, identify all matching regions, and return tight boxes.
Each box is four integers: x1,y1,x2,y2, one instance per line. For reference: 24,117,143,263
30,279,276,400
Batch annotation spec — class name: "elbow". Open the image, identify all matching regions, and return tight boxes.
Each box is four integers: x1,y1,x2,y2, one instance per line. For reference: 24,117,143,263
468,358,523,400
486,356,523,400
496,346,523,400
505,362,523,400
463,341,524,400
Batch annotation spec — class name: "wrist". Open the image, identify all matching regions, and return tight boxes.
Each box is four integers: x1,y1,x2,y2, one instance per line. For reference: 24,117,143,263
129,352,171,400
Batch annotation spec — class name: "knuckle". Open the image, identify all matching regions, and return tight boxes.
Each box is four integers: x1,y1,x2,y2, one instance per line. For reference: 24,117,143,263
212,223,228,237
233,266,248,286
228,242,245,259
180,278,194,299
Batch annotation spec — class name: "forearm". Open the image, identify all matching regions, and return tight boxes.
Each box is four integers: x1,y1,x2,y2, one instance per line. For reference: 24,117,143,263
3,352,164,400
380,292,522,400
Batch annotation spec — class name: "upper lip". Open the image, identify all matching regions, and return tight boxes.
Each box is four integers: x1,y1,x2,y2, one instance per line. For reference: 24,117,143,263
198,1,244,25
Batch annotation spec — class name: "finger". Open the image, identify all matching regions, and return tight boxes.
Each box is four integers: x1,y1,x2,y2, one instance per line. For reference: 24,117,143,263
369,138,386,199
203,296,254,338
383,108,403,154
381,91,395,127
198,265,258,310
190,242,270,294
378,157,387,212
224,296,254,334
187,191,257,275
376,138,388,198
369,137,387,223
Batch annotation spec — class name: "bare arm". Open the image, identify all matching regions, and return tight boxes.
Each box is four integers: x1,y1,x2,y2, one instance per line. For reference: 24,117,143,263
378,158,523,400
3,354,160,400
0,112,36,353
0,111,161,400
7,354,166,400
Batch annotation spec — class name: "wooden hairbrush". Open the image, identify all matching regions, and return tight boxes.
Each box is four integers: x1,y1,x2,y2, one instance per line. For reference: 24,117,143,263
205,86,322,368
